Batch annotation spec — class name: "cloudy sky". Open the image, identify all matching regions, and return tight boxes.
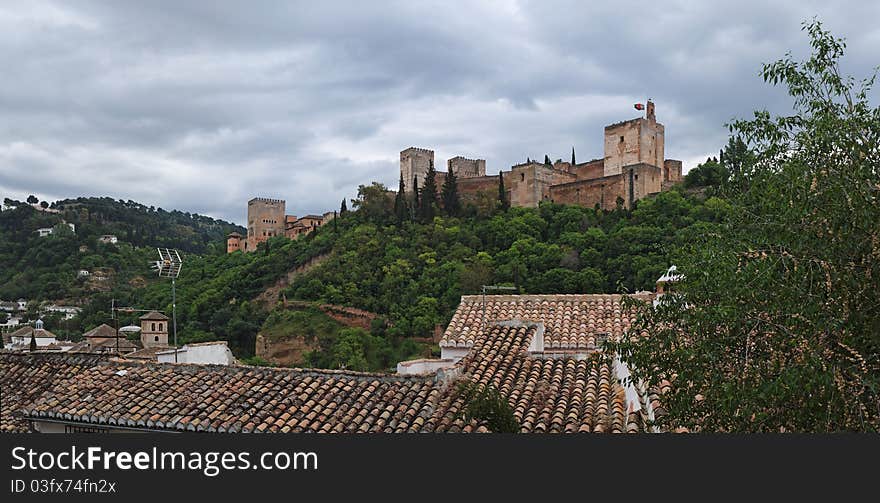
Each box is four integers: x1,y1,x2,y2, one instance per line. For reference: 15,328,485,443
0,1,877,224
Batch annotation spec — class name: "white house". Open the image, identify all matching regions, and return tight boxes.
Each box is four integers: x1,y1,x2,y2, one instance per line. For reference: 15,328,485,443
98,235,118,244
156,341,237,365
7,320,58,350
44,305,82,320
36,228,53,237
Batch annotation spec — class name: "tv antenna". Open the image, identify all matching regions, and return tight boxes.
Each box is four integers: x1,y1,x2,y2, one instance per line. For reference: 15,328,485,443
151,248,184,362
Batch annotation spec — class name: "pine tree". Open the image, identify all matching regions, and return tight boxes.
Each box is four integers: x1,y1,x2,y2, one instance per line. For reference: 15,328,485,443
340,198,347,215
571,147,576,165
497,173,509,211
419,161,438,222
394,172,408,223
441,165,461,217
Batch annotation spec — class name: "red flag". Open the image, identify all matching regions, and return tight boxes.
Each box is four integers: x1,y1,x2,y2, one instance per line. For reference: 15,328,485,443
634,103,645,110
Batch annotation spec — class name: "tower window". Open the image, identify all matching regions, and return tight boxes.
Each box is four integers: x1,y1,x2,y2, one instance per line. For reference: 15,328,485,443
151,322,156,331
159,323,163,331
620,136,624,142
154,336,159,342
520,173,525,181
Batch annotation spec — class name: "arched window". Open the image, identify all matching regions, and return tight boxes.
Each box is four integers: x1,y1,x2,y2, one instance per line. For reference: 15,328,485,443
151,322,156,331
155,336,159,342
520,173,525,181
159,323,163,331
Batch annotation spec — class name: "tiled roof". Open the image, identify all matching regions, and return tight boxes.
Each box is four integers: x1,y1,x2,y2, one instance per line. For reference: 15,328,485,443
139,311,169,321
23,363,445,433
124,346,175,361
0,353,108,432
9,326,58,340
430,325,645,433
15,324,651,433
83,323,117,339
441,294,654,350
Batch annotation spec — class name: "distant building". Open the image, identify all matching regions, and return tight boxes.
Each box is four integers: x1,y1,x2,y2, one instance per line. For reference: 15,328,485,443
226,231,243,253
401,100,683,210
156,341,237,365
36,228,53,237
98,235,118,244
139,311,170,348
6,320,58,351
69,323,139,354
228,198,329,253
44,304,81,320
77,269,90,278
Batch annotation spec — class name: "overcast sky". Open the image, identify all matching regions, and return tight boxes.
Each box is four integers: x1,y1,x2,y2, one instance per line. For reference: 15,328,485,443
0,1,877,224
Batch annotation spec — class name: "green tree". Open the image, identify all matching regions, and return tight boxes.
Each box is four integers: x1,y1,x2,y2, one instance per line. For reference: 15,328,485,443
497,174,509,212
544,154,551,166
571,147,576,165
340,198,347,215
26,195,38,204
441,165,461,217
615,21,880,432
394,172,408,223
419,160,438,222
411,175,419,221
458,381,519,433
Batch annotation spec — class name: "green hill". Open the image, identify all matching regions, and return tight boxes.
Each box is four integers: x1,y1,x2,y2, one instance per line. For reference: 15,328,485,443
0,196,243,303
74,182,728,365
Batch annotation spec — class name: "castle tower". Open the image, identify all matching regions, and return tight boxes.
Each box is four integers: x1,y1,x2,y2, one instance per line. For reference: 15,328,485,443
246,197,286,252
226,232,242,253
603,99,665,177
447,156,486,178
140,311,169,348
400,147,434,193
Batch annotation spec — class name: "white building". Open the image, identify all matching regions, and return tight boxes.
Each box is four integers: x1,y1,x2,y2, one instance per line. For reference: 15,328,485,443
98,235,118,244
6,320,58,350
156,341,237,365
44,305,82,320
36,228,53,237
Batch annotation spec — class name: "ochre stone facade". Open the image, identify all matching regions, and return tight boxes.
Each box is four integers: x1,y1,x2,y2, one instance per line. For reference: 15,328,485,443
403,100,682,211
227,199,328,253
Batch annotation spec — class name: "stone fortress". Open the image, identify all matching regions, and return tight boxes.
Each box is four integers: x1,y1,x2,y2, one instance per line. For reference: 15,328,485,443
402,100,682,210
227,198,335,253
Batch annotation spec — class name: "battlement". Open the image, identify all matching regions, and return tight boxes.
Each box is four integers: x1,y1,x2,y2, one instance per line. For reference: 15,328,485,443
400,147,434,157
448,155,483,163
248,197,285,205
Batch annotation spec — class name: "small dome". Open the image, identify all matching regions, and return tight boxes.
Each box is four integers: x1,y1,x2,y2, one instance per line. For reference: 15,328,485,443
35,319,44,330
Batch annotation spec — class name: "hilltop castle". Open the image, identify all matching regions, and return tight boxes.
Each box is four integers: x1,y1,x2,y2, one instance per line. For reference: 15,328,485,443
227,198,334,253
401,100,682,210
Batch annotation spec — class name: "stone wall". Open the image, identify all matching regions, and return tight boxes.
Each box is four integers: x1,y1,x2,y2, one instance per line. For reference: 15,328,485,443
549,173,627,210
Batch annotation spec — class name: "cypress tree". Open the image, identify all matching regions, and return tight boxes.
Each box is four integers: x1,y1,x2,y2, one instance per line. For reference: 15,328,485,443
411,175,419,221
544,154,551,166
571,147,576,165
394,172,408,223
340,198,347,214
419,161,438,222
441,166,460,217
498,173,509,211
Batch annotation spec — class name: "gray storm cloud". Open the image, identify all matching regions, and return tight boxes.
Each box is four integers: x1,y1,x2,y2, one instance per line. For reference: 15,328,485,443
0,0,877,224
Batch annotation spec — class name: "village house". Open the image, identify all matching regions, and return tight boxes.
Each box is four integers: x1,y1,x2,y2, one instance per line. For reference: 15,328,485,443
5,320,59,351
68,323,139,354
98,234,118,244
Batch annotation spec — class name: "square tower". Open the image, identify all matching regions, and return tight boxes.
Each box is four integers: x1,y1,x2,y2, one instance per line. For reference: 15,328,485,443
140,311,169,348
246,197,286,252
603,100,665,177
400,147,434,193
447,156,486,178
